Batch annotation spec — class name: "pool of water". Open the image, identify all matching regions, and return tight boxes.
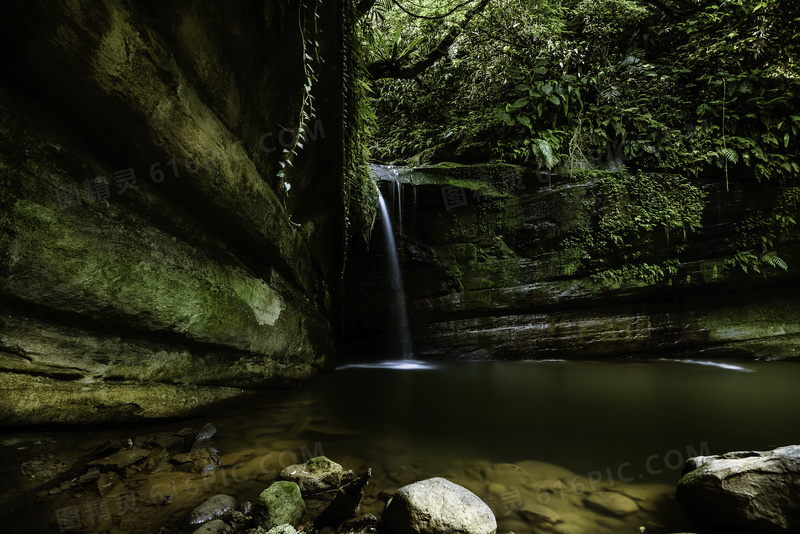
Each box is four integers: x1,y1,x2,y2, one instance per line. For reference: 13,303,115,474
258,358,800,474
3,358,800,533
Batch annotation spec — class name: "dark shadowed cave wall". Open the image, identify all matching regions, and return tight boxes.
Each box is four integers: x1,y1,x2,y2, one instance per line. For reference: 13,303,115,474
0,0,361,424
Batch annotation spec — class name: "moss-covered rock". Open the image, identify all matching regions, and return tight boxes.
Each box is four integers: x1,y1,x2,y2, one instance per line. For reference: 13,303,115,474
255,481,306,530
278,456,350,496
0,0,355,424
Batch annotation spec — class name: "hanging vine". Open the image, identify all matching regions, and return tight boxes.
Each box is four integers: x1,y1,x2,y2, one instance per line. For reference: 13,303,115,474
278,0,322,198
340,0,378,276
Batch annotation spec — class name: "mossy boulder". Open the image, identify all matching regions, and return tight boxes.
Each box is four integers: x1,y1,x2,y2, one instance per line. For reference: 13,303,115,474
278,456,351,496
255,482,306,530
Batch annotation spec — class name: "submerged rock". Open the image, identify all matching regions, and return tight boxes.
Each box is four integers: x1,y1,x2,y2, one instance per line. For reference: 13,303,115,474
171,448,220,473
383,477,497,534
191,519,232,534
279,456,351,495
676,445,800,532
133,431,189,451
519,503,561,524
255,481,306,529
583,491,639,516
96,471,124,497
189,494,237,526
87,447,150,472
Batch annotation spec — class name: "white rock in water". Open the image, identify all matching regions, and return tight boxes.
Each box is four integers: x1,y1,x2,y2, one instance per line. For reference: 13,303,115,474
383,477,497,534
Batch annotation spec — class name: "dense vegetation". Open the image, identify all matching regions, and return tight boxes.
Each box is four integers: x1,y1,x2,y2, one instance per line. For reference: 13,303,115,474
359,0,800,276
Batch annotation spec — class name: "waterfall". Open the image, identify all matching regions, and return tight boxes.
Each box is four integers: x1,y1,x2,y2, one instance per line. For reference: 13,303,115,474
377,190,412,359
395,179,403,235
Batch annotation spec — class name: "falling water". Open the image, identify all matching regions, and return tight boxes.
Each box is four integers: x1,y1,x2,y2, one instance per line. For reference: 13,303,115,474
395,179,403,235
377,190,412,358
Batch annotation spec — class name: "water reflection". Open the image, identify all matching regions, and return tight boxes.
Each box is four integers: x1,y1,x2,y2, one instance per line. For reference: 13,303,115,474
336,359,438,371
658,358,754,372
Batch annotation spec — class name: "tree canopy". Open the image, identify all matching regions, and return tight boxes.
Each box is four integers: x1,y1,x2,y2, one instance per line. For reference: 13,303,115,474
359,0,800,274
362,0,799,184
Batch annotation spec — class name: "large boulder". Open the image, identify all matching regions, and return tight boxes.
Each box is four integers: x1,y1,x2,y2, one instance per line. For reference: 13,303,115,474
383,477,496,534
676,445,800,532
255,481,306,530
278,456,351,495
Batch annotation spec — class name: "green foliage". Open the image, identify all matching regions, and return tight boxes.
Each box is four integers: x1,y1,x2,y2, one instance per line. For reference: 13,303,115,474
726,187,800,274
562,172,707,285
365,0,799,282
342,4,378,271
592,260,679,289
368,0,799,188
594,172,706,247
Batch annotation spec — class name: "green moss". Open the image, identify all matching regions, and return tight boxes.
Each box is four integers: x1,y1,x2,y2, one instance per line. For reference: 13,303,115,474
433,192,523,294
306,456,333,471
557,171,707,285
2,199,315,358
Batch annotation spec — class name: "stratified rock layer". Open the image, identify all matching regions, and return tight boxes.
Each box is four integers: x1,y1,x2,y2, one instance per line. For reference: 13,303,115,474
346,165,800,360
0,0,349,424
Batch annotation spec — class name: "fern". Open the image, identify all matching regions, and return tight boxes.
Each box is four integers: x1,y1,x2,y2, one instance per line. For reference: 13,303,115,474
720,147,739,164
536,138,558,169
762,254,788,271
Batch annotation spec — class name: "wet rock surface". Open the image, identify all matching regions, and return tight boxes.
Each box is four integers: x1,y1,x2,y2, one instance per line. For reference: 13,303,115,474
345,166,800,360
676,445,800,532
0,0,346,426
5,435,698,534
279,456,352,496
189,494,238,525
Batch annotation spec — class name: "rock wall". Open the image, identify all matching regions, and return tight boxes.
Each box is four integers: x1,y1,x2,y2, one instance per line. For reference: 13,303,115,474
345,165,800,360
0,0,350,424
